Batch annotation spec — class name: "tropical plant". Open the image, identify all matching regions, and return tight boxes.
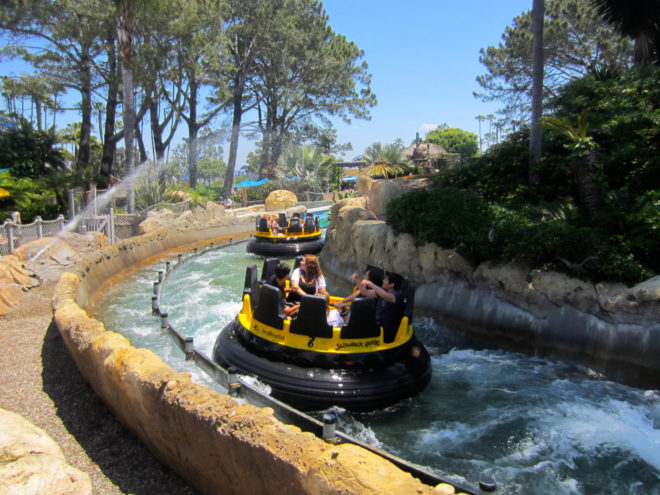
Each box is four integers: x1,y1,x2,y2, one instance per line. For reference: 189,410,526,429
134,167,182,212
362,141,409,178
591,0,660,65
542,108,602,215
279,143,334,191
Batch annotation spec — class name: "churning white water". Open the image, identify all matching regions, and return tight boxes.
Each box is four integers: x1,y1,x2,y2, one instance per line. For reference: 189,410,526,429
94,242,660,495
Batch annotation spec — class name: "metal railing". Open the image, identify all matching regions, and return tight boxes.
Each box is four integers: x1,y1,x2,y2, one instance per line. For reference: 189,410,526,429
1,215,65,256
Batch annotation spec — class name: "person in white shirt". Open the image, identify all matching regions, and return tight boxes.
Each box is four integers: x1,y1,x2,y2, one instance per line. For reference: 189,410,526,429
288,255,328,302
324,294,345,327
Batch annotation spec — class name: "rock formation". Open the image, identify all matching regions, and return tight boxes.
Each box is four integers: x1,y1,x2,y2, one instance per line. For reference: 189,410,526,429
320,177,660,389
0,408,92,495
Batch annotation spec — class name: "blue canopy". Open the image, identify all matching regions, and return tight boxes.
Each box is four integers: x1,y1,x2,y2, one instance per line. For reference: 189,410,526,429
237,178,270,188
342,176,356,183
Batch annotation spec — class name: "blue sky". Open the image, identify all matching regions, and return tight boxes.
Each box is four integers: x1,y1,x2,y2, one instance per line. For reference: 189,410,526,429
322,0,532,160
1,1,533,167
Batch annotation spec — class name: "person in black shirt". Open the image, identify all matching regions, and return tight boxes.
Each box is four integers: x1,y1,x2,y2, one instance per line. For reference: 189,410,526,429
359,271,405,343
265,263,299,316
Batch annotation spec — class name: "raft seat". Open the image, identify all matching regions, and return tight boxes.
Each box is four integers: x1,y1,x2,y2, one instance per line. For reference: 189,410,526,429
340,297,380,339
303,219,315,233
278,213,288,229
261,258,280,282
288,218,302,233
257,217,270,232
253,283,285,330
289,295,333,338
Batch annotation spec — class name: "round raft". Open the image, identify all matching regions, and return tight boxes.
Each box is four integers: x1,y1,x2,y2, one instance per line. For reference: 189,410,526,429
246,213,324,257
212,259,432,411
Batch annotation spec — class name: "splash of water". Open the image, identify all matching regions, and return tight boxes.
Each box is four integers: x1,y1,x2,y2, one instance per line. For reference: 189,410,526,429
26,158,163,266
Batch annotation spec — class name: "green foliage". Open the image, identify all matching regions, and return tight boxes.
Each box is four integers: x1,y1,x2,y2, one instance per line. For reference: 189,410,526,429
134,169,182,212
362,141,410,178
388,66,659,285
0,172,62,222
0,117,66,179
425,125,478,158
476,0,633,121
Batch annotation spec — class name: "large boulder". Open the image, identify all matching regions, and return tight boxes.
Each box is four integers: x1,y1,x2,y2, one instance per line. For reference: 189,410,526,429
0,408,92,495
366,177,428,219
265,190,297,211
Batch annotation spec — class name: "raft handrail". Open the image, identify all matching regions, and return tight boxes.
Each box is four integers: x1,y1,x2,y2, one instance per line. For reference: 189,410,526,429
153,240,482,495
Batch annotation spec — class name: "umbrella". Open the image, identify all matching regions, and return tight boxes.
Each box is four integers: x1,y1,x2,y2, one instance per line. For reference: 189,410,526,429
237,178,270,188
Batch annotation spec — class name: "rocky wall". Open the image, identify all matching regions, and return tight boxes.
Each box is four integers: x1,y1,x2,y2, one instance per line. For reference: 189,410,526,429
319,189,660,390
50,206,446,495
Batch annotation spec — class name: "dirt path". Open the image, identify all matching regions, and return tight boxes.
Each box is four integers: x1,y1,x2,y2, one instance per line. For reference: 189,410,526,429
0,273,200,494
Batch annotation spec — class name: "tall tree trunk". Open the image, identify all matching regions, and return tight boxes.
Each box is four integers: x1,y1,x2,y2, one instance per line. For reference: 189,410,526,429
187,82,199,188
118,13,135,213
223,80,244,196
528,0,544,186
135,122,148,164
572,152,601,216
77,48,93,196
101,40,119,189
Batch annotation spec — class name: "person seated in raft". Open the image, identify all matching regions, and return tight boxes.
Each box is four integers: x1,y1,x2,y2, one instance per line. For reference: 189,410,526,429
265,262,300,316
258,215,270,232
287,254,328,302
359,271,406,343
288,216,303,233
264,214,281,234
334,268,383,311
324,294,345,327
303,213,315,233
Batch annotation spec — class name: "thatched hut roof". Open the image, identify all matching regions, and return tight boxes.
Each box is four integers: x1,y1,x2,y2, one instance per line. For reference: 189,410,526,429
403,142,447,160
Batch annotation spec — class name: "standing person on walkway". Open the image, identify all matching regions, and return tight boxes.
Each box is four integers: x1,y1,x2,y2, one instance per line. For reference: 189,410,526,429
11,206,21,224
11,206,21,246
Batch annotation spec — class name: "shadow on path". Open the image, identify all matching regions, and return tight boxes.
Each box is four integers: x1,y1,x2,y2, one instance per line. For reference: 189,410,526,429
42,320,201,495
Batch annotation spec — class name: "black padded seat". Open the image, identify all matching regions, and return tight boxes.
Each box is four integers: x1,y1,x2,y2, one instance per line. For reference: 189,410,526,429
303,218,315,233
289,295,333,339
257,217,270,232
288,218,302,233
278,213,287,229
252,283,285,330
293,256,303,271
340,297,380,339
242,264,259,309
243,264,258,292
261,258,280,282
402,278,415,324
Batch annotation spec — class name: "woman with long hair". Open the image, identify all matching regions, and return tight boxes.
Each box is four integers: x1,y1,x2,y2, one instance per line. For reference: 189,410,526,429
289,254,328,300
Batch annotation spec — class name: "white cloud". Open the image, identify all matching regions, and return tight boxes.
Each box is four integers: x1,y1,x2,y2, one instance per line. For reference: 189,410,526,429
418,123,438,132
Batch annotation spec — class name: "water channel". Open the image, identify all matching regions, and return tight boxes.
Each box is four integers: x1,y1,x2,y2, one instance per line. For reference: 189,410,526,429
93,239,660,494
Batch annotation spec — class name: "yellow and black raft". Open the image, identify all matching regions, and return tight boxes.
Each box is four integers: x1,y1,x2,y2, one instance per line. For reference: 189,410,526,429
212,259,432,411
246,213,324,256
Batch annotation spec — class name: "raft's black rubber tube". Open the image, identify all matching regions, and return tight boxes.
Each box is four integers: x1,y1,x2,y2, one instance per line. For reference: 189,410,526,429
212,319,432,412
246,238,324,256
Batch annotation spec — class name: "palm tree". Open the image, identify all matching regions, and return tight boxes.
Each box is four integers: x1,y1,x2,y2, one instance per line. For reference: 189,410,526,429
362,142,409,179
475,115,486,153
529,0,544,186
279,144,334,190
542,108,602,216
486,114,495,148
591,0,660,65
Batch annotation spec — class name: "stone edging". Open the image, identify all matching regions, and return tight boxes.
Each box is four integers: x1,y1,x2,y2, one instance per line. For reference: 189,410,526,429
51,210,443,495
